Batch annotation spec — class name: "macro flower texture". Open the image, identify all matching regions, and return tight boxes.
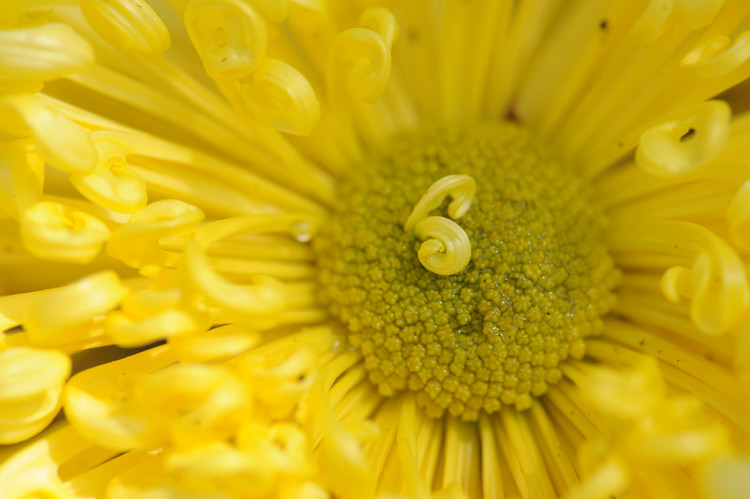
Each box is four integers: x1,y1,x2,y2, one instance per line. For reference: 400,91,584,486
4,0,750,497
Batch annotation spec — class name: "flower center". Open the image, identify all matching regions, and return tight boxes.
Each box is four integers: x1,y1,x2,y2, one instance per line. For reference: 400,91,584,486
314,123,620,421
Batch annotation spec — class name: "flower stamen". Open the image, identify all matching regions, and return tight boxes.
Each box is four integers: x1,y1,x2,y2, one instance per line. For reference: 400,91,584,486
403,174,476,232
413,216,471,276
404,174,476,276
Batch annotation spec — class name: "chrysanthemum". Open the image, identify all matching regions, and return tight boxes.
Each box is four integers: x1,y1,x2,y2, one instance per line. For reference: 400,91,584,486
2,0,750,497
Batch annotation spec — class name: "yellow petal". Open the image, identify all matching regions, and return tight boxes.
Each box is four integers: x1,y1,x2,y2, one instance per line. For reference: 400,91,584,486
24,271,127,347
0,23,94,83
80,0,171,55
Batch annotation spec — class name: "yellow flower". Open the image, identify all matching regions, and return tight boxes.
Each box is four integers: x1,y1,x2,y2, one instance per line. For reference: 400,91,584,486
1,0,750,498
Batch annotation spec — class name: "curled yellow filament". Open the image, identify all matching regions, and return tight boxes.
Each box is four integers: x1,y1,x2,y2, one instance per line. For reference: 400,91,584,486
328,27,391,102
71,131,148,214
80,0,170,55
0,346,71,444
20,201,110,264
239,57,320,136
608,218,749,335
413,216,472,276
404,174,476,276
131,363,251,447
64,345,178,450
636,100,731,176
682,31,750,78
656,222,749,334
359,7,398,48
185,213,322,323
404,174,476,232
107,199,205,268
184,0,267,79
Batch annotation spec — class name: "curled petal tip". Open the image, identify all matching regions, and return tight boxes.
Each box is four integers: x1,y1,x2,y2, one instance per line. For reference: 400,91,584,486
185,0,267,79
414,216,472,276
636,100,731,176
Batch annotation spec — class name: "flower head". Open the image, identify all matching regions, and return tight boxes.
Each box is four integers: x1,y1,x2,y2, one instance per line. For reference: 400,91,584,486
2,1,750,498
